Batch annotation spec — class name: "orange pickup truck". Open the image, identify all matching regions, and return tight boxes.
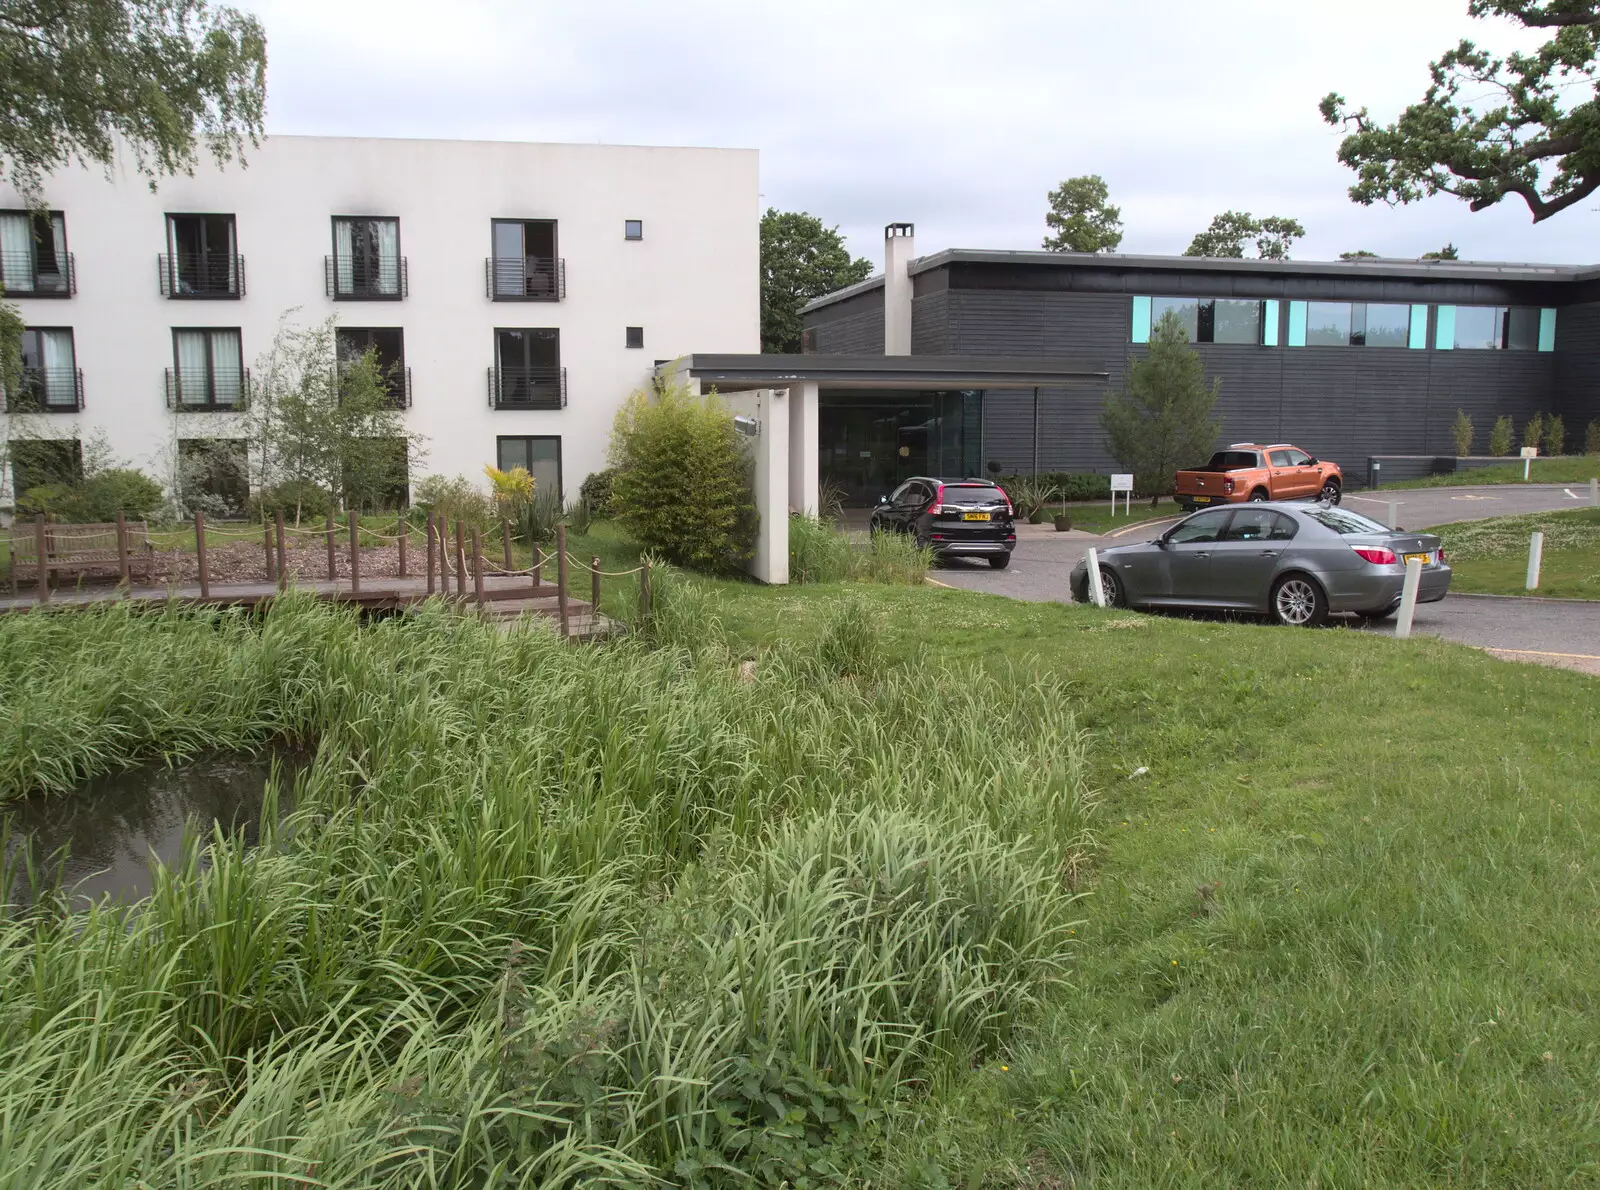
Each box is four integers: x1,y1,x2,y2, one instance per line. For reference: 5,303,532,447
1174,444,1343,512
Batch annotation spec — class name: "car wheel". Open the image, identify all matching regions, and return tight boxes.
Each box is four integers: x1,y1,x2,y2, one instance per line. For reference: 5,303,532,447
1271,574,1327,627
988,554,1010,570
1319,480,1342,505
1249,489,1269,503
1097,565,1126,608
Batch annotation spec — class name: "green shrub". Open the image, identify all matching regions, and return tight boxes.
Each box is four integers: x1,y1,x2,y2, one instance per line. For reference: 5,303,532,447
578,468,616,517
247,478,332,524
515,488,564,544
16,468,164,522
410,474,493,530
1523,411,1545,453
1488,415,1515,457
999,472,1113,502
609,378,756,573
1588,419,1600,456
1545,414,1565,457
1451,409,1474,456
789,515,931,586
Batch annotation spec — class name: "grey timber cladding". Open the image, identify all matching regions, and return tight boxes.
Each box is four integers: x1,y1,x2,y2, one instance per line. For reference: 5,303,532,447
805,287,884,355
1555,301,1600,424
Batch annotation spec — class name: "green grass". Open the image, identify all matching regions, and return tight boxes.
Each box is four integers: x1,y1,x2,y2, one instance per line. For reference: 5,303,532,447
697,581,1600,1186
1034,501,1177,535
1378,455,1600,489
1432,507,1600,598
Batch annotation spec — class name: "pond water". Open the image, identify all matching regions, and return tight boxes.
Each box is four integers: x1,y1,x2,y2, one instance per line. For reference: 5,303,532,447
2,750,308,907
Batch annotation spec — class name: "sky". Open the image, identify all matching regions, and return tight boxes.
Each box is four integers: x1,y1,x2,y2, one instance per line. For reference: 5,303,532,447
241,0,1597,271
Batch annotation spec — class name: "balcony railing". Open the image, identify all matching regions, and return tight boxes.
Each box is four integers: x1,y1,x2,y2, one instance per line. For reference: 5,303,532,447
488,365,566,410
486,256,565,301
324,255,408,300
159,252,245,298
336,362,412,409
3,367,84,412
165,367,250,411
0,250,75,297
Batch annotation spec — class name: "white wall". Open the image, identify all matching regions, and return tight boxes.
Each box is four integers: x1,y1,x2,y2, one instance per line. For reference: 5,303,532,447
1,135,759,503
721,387,789,584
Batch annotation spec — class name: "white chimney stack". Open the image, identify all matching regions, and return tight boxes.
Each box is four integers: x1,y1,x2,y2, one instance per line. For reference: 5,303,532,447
883,222,915,355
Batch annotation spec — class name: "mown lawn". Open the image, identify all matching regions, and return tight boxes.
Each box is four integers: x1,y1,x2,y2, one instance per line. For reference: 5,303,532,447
1379,456,1600,489
1433,507,1600,599
1037,501,1176,535
698,579,1600,1186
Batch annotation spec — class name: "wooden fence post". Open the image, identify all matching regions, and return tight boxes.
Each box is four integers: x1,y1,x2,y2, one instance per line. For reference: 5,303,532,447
591,555,601,616
195,511,210,600
34,514,48,604
454,521,467,597
397,512,408,578
274,513,287,592
556,525,569,636
425,512,436,595
115,510,130,589
640,560,652,626
531,544,541,591
349,514,361,594
501,518,513,570
472,528,485,607
263,521,276,583
325,512,336,581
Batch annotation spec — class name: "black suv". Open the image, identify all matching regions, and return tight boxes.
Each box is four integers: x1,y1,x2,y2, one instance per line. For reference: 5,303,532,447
868,477,1017,568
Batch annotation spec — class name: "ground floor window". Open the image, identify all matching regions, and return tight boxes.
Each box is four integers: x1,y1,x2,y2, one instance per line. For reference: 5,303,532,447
9,438,82,501
177,438,250,518
497,435,561,503
818,390,983,505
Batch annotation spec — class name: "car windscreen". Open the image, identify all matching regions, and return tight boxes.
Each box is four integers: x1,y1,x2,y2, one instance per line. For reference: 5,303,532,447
942,485,1003,504
1305,508,1389,535
1206,451,1259,469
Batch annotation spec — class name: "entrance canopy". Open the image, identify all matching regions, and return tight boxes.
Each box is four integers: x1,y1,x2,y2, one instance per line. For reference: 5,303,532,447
674,354,1106,392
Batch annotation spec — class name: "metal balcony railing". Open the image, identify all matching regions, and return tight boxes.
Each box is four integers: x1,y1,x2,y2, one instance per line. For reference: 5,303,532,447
324,255,408,300
164,367,250,411
3,367,84,412
0,250,75,297
485,256,565,301
159,251,245,298
336,362,412,409
488,365,566,410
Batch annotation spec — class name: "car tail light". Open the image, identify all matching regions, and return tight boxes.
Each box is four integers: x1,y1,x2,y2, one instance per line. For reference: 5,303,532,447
1352,545,1398,565
1223,477,1235,494
928,482,946,515
995,486,1014,516
1437,548,1447,563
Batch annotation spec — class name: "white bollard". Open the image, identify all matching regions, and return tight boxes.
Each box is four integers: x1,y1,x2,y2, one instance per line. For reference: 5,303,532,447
1590,477,1598,507
1524,456,1531,481
1527,531,1544,590
1085,547,1105,607
1394,556,1423,640
1387,501,1398,530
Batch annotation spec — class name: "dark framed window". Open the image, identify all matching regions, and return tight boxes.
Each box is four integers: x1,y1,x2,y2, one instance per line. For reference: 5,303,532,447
330,216,403,299
13,327,80,411
496,435,561,502
1168,509,1232,544
624,219,643,241
177,438,250,516
0,209,70,295
625,326,644,349
10,438,82,499
1309,301,1411,347
164,213,240,297
492,328,563,409
1453,306,1504,350
1151,296,1264,344
170,328,244,408
336,327,408,407
489,219,562,299
1506,307,1541,351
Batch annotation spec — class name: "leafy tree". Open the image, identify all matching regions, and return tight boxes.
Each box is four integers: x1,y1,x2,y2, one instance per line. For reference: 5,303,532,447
608,375,755,572
1101,312,1222,506
759,209,873,353
1452,409,1475,455
1042,174,1123,252
1340,249,1380,259
1184,211,1305,259
1488,414,1515,455
1588,418,1600,454
1546,412,1566,455
248,314,424,521
1321,2,1600,223
1421,243,1461,259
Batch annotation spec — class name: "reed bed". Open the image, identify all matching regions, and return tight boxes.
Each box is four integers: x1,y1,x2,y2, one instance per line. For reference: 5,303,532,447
0,592,1090,1186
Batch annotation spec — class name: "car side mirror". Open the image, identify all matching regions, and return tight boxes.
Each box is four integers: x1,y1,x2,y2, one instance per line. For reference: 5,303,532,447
1306,457,1319,465
877,495,887,505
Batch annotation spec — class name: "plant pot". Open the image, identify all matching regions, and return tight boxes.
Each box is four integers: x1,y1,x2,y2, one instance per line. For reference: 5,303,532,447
1053,515,1073,532
1027,512,1044,525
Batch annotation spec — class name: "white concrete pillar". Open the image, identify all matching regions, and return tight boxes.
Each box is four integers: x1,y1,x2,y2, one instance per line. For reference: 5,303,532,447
722,387,790,585
884,222,915,355
786,381,819,515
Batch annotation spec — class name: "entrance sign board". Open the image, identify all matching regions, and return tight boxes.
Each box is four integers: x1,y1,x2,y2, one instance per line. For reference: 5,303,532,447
1110,473,1133,515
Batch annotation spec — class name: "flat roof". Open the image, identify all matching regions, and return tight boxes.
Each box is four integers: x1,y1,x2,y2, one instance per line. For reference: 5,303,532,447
674,354,1107,390
802,248,1600,313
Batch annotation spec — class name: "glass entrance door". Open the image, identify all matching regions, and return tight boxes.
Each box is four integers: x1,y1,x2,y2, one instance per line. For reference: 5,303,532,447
818,390,984,505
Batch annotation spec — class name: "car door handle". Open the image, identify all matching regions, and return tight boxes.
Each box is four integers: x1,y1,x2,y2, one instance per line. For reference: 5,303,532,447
1258,550,1280,557
1193,551,1210,559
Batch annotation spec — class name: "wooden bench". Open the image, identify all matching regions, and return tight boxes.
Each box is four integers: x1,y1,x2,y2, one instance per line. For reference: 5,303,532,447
7,517,157,594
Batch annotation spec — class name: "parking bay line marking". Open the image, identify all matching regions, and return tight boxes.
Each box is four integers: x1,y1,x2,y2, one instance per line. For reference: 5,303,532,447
1483,646,1600,661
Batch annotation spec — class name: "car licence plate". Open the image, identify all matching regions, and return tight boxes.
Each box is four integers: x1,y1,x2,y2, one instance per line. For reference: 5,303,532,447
1192,496,1212,504
962,512,991,521
1404,552,1431,566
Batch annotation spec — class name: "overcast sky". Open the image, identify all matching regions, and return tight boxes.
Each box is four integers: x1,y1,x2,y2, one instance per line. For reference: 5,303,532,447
243,0,1595,270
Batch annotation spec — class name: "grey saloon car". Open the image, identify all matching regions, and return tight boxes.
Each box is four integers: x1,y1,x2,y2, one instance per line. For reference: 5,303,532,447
1069,503,1451,626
